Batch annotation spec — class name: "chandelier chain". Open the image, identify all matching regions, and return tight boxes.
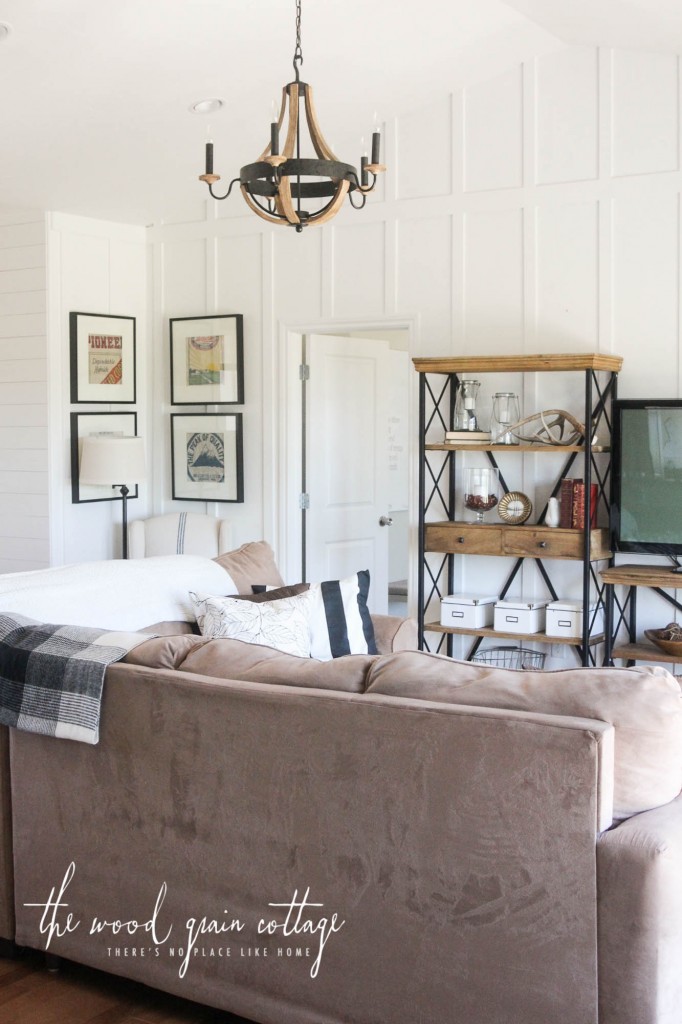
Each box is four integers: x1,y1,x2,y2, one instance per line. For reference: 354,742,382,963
293,0,303,80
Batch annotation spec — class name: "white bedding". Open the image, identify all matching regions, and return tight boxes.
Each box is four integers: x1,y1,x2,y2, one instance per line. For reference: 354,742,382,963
0,556,237,631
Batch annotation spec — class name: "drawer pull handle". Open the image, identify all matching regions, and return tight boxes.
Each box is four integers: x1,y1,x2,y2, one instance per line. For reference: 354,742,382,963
458,536,465,544
538,541,547,549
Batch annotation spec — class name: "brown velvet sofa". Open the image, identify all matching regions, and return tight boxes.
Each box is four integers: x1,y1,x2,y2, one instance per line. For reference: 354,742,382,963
2,549,682,1023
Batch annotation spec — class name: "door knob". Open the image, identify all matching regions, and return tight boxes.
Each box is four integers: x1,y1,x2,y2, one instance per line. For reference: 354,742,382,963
379,515,393,527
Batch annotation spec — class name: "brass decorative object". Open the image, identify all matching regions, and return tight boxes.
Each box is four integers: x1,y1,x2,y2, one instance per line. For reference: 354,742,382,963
498,491,533,525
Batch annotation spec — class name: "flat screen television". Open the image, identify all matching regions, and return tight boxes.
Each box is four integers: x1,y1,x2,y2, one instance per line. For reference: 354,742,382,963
612,399,682,557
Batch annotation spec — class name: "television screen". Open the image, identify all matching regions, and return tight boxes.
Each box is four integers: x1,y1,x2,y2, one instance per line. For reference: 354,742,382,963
613,400,682,555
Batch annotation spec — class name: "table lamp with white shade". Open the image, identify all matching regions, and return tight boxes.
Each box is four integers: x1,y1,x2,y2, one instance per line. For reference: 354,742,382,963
78,436,146,559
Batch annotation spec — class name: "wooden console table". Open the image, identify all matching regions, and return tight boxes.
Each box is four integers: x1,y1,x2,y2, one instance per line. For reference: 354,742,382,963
601,564,682,665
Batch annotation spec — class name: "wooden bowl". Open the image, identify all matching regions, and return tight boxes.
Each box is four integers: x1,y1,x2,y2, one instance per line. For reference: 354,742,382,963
644,627,682,657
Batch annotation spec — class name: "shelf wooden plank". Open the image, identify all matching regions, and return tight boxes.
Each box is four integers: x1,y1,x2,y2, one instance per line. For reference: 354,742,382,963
425,622,604,647
611,642,682,664
413,353,623,375
425,443,609,453
600,564,682,587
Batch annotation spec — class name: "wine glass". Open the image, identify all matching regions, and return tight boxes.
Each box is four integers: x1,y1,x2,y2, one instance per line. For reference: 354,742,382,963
464,467,500,523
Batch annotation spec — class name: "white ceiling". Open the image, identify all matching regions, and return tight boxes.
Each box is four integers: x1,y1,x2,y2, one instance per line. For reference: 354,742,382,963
0,0,680,225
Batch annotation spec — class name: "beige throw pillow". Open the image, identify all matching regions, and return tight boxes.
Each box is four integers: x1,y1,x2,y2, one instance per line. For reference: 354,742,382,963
213,541,285,594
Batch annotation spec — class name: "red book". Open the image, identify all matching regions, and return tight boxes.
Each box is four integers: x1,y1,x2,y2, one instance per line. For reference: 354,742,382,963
559,478,575,529
571,482,598,529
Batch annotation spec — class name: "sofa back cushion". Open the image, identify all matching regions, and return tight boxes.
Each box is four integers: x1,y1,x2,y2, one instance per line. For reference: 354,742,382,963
366,652,682,820
125,633,375,692
179,637,375,692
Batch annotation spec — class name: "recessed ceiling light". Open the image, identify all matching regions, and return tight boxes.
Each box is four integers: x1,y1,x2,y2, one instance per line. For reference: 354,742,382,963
0,23,12,41
190,99,224,115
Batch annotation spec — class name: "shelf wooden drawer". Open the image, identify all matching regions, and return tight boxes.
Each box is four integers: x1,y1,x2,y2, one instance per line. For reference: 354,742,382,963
425,522,504,555
502,527,610,561
425,522,611,561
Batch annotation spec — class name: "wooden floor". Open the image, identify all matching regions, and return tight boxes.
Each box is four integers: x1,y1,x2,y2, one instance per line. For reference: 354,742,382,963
0,950,257,1024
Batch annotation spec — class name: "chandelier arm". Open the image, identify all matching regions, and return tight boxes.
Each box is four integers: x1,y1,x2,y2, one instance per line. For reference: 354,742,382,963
306,179,350,226
348,190,367,210
348,169,378,195
303,84,338,162
239,185,288,224
206,176,241,201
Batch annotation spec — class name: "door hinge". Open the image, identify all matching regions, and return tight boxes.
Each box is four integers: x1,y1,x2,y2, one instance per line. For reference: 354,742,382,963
299,363,310,381
299,493,310,510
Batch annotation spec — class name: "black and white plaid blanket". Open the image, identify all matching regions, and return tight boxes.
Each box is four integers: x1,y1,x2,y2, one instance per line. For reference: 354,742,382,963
0,613,151,745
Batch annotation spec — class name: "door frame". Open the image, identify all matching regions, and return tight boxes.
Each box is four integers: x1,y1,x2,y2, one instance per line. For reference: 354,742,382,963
265,315,419,606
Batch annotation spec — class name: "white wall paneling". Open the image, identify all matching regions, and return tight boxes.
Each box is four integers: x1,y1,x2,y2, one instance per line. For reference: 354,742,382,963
397,96,452,201
464,66,524,193
0,211,48,573
611,50,679,178
534,47,599,185
46,213,149,565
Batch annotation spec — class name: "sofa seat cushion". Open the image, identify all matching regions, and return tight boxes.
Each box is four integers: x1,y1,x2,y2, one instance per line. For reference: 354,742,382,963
366,651,682,820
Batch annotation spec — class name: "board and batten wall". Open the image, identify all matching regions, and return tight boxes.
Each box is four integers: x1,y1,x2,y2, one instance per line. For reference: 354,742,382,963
0,209,48,574
148,43,682,651
46,213,150,566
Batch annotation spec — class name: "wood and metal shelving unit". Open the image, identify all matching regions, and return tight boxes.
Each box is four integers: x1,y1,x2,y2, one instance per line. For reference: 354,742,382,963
415,353,622,667
602,563,682,665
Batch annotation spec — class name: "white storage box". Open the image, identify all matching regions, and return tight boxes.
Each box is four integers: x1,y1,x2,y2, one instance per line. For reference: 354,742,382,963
440,594,497,629
494,600,548,634
545,601,604,639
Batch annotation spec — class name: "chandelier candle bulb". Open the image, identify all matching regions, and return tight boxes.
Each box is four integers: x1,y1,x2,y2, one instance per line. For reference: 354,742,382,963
270,121,280,157
371,130,381,166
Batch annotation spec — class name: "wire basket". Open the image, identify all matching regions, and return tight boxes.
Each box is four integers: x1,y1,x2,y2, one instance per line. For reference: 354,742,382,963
471,645,546,671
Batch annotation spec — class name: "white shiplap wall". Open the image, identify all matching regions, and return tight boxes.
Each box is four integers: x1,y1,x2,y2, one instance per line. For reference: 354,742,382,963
0,209,49,573
148,44,682,653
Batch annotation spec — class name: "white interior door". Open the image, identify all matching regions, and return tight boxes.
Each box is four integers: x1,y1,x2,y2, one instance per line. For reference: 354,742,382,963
306,334,391,613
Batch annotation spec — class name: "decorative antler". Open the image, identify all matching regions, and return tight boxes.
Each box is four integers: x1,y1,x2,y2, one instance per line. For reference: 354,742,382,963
502,409,593,446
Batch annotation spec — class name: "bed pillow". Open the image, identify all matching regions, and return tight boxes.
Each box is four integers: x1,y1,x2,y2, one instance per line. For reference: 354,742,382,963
213,541,285,594
309,570,377,661
189,589,313,658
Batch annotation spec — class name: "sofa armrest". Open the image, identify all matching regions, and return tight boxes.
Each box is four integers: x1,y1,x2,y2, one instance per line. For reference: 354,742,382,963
597,790,682,1024
371,614,418,654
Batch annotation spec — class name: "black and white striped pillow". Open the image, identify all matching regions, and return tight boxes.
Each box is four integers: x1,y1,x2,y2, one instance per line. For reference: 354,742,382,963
309,570,377,661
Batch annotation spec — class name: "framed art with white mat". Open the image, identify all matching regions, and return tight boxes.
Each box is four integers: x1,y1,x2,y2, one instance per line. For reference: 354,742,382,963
70,311,136,404
170,314,244,405
171,413,244,503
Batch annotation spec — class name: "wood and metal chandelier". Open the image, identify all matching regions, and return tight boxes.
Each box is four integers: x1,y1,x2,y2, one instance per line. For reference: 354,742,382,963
198,0,386,231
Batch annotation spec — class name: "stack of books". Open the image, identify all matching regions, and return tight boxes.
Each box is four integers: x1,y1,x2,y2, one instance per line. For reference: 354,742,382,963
559,479,598,529
443,430,491,445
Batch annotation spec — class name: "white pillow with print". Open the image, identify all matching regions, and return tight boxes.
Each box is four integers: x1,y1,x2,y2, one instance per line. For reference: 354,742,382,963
189,589,313,658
